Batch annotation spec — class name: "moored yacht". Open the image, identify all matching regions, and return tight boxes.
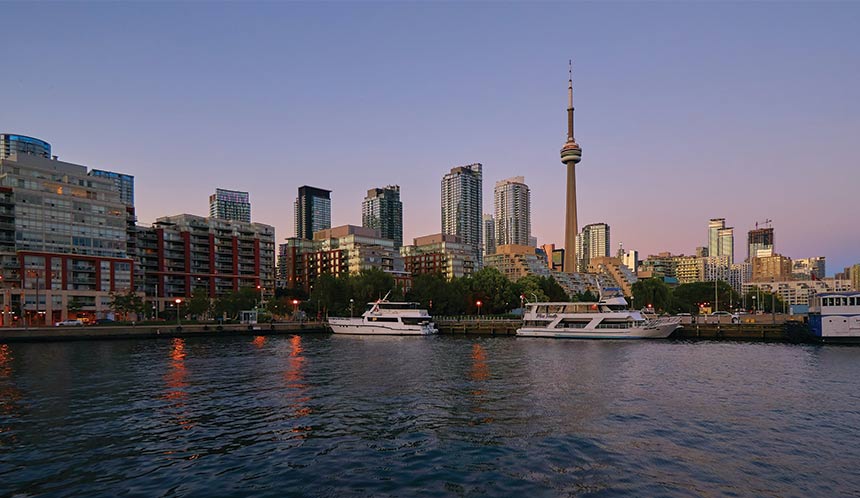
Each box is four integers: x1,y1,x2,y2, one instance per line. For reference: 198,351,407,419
516,290,681,339
328,295,437,336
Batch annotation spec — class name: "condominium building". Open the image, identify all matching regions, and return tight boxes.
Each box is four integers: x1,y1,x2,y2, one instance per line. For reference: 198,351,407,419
209,188,251,222
0,149,135,325
280,225,405,292
0,134,51,160
295,186,331,240
136,214,275,310
792,257,826,280
482,214,496,258
576,222,610,272
401,233,476,281
751,254,793,282
493,176,530,247
362,185,403,248
743,278,853,308
708,218,735,263
441,163,482,266
586,256,638,296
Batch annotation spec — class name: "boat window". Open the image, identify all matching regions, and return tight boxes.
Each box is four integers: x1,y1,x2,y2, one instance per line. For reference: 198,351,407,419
369,317,399,323
402,317,428,325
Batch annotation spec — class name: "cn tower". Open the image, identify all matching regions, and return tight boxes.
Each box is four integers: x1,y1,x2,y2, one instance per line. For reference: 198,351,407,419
561,61,582,273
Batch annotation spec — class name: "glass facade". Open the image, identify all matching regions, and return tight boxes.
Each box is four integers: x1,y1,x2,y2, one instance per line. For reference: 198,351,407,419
209,188,251,222
362,185,403,247
295,186,331,239
0,134,51,160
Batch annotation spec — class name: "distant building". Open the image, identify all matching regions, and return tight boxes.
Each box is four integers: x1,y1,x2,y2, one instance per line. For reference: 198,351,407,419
209,188,251,222
852,264,860,291
695,246,709,258
493,176,530,247
441,163,482,266
482,214,496,257
792,257,826,280
280,225,405,292
362,185,403,248
747,227,774,262
295,186,331,240
751,254,792,282
587,256,638,296
401,233,476,281
0,134,51,160
576,223,610,272
743,278,853,308
622,249,639,275
708,218,734,263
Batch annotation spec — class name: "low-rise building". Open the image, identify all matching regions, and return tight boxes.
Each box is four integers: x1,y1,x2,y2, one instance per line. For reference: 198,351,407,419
401,233,476,281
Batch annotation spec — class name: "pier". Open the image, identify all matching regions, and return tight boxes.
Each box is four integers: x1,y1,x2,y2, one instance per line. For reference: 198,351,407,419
0,321,328,343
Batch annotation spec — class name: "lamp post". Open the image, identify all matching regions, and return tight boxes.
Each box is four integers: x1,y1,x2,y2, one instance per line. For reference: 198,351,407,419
257,285,263,309
476,300,482,317
291,299,299,321
350,298,354,318
175,298,182,327
714,279,719,313
752,294,757,315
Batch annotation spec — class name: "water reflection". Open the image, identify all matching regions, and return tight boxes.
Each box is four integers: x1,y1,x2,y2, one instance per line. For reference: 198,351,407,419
284,335,312,437
252,335,266,349
162,338,193,430
0,344,24,447
469,343,493,424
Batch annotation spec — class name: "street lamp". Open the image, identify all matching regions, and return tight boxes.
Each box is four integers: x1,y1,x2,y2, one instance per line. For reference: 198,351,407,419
175,298,182,327
350,298,354,318
476,300,482,317
752,294,757,314
257,285,263,308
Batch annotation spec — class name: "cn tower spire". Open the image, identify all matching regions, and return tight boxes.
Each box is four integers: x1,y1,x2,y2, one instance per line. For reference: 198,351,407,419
561,61,583,274
567,60,574,142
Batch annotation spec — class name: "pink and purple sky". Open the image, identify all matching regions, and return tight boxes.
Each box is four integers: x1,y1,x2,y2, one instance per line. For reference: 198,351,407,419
4,3,858,274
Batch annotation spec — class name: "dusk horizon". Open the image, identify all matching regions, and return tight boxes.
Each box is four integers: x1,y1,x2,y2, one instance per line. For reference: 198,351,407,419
4,2,858,273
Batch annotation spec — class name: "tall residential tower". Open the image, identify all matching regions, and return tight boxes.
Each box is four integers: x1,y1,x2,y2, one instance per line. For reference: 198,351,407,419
209,188,251,222
494,176,531,247
561,62,583,273
362,185,403,247
441,163,483,266
295,186,331,239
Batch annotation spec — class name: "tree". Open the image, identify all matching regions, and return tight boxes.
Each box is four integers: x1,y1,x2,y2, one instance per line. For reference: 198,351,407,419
187,290,211,320
109,290,145,321
630,278,671,312
516,275,550,304
671,281,739,314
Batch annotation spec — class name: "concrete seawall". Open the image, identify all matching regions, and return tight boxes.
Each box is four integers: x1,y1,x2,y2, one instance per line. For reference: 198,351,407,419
0,322,328,343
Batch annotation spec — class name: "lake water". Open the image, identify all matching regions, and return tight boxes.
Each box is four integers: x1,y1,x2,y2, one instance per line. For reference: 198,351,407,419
1,334,858,497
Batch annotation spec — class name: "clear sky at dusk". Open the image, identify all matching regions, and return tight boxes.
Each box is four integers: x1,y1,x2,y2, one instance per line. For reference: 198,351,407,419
3,2,858,273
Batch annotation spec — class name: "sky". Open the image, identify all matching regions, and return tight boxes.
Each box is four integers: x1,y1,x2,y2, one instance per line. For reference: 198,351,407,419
3,2,859,274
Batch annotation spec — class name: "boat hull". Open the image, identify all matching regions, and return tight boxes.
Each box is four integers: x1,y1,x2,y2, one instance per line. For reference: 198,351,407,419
516,321,680,339
328,318,437,336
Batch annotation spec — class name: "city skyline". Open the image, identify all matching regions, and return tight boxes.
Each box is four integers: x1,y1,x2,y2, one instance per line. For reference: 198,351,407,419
4,3,858,272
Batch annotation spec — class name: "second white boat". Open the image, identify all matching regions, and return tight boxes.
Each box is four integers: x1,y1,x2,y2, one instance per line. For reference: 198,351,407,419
328,297,437,336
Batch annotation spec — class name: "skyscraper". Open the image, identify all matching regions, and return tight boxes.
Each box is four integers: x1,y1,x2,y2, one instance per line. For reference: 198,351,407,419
441,163,483,265
482,214,496,257
576,223,610,272
91,170,135,207
747,227,774,261
560,62,583,274
295,186,331,239
362,185,403,247
209,188,251,222
494,176,531,247
708,218,734,264
708,218,725,257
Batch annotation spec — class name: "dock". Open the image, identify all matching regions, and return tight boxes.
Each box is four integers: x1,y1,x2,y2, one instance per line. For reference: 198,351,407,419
0,321,328,343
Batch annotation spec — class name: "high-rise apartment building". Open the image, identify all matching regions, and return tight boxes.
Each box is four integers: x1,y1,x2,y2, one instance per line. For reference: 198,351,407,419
747,227,774,261
792,257,826,280
401,233,476,281
362,185,403,248
0,134,51,160
441,163,482,266
0,148,134,325
91,170,135,207
295,186,331,240
209,188,251,222
708,218,734,264
752,253,792,282
482,214,496,257
576,223,610,272
493,176,530,247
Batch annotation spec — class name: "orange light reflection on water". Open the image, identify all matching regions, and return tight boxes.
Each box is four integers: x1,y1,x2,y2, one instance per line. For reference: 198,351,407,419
284,335,312,432
469,343,493,425
252,336,266,348
162,338,193,430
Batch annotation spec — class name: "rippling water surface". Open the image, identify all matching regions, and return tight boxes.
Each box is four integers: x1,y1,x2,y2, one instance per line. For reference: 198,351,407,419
1,335,859,497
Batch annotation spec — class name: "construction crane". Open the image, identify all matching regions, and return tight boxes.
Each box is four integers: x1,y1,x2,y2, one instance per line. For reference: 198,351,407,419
755,218,773,229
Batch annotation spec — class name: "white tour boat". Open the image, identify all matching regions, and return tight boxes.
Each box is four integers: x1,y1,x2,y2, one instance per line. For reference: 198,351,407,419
328,295,438,336
516,290,681,339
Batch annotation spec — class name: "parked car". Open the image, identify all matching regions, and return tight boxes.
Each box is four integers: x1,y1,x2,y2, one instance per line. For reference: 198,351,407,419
55,320,84,327
94,318,116,325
